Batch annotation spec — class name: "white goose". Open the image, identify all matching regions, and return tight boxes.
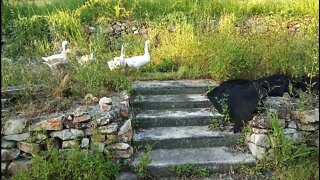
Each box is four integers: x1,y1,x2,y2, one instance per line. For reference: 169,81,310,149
78,43,95,65
42,41,69,63
124,40,150,69
107,43,125,71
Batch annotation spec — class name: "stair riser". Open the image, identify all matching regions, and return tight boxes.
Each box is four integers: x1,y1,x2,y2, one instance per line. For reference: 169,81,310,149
136,116,221,128
147,162,255,178
132,101,213,110
134,135,240,149
132,87,211,96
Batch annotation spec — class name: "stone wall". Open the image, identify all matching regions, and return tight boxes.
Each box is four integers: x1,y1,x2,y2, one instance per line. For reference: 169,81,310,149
246,95,319,159
1,91,133,177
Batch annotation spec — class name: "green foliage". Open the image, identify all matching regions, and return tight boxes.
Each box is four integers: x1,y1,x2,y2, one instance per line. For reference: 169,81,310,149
240,112,319,179
131,117,140,129
1,0,319,116
12,145,119,180
134,145,152,178
170,165,210,178
154,58,179,73
2,16,51,58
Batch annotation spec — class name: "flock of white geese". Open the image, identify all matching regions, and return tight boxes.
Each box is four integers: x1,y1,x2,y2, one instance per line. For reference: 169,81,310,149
42,40,150,70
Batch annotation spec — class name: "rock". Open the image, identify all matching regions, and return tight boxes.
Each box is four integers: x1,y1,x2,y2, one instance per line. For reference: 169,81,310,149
85,93,98,104
62,140,79,149
249,115,285,129
50,129,84,140
120,101,130,118
263,97,290,109
99,122,119,134
287,121,298,129
250,133,271,148
96,113,112,126
40,117,63,131
100,25,113,34
81,138,90,149
73,114,91,123
292,109,319,124
1,149,20,161
62,118,76,129
111,146,133,158
133,30,139,35
99,97,112,112
248,142,266,160
2,118,28,135
106,129,133,144
139,28,148,35
91,134,106,142
118,119,132,135
111,143,131,150
8,160,32,175
17,141,41,154
283,128,297,134
249,116,270,129
90,142,105,152
298,123,319,131
131,26,138,31
116,172,138,180
84,128,93,136
77,121,93,129
306,132,319,147
74,106,90,117
120,91,130,101
3,133,29,141
113,25,122,32
1,162,7,174
252,128,269,134
1,140,16,148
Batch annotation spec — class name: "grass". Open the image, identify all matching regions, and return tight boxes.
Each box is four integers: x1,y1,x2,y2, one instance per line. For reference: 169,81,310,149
12,140,119,180
1,0,319,114
238,112,319,179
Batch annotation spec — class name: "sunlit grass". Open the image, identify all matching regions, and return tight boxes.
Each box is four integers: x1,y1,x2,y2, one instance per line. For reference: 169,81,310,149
1,0,319,114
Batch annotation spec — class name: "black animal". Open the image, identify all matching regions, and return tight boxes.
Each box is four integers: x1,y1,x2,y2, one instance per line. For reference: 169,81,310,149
254,74,292,97
292,74,319,95
207,79,265,133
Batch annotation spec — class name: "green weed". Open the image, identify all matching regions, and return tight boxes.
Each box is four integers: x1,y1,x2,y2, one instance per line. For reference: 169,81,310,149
12,143,119,180
170,165,211,178
134,145,152,178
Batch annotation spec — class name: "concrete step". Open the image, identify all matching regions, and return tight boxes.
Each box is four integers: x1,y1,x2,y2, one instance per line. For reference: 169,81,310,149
135,108,223,128
132,146,255,178
133,126,239,149
131,94,213,110
132,79,218,95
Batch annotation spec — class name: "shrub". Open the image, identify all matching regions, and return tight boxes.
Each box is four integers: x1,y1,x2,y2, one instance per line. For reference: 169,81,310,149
12,147,119,180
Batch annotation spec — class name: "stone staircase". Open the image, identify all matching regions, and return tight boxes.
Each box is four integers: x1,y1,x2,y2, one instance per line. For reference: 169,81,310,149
130,80,255,178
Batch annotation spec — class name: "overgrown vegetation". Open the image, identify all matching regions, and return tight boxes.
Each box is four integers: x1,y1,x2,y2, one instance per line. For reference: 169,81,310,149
238,112,319,179
12,140,119,180
170,165,211,178
2,0,318,116
134,145,152,178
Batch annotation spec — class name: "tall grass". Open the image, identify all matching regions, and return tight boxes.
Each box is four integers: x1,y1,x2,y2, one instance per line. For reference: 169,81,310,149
1,0,319,112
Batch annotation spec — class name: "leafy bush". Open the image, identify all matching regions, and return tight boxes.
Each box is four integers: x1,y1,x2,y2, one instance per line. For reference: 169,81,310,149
12,147,119,180
2,15,52,58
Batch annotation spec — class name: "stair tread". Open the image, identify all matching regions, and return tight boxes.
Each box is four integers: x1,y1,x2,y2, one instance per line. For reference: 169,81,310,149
133,146,255,166
133,94,210,103
132,79,217,88
136,108,221,119
134,126,235,141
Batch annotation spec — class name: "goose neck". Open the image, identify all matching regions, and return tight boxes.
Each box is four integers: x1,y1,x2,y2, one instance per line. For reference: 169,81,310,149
144,43,149,55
